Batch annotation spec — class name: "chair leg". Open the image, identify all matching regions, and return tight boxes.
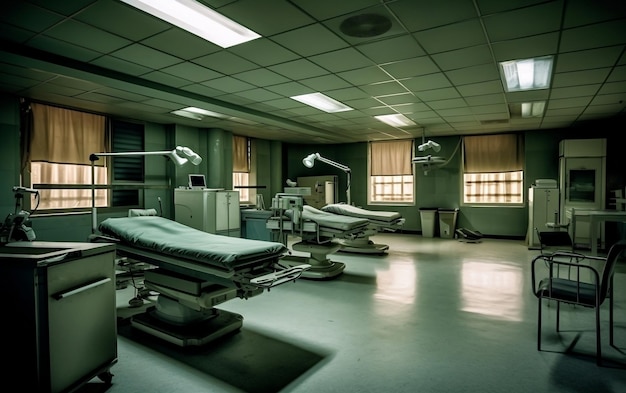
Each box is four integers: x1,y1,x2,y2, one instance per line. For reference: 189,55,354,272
538,296,543,351
596,307,602,366
610,289,614,347
556,301,561,332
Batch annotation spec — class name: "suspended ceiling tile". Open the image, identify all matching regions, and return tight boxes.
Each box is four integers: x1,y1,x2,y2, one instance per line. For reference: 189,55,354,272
229,38,300,67
309,48,374,73
268,58,329,80
110,44,182,69
381,56,440,79
192,51,258,74
414,19,487,54
356,35,425,64
432,45,493,71
142,29,221,61
270,24,348,57
482,2,563,42
389,0,478,32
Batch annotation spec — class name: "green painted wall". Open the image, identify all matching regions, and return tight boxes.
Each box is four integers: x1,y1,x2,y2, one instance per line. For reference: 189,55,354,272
1,93,624,242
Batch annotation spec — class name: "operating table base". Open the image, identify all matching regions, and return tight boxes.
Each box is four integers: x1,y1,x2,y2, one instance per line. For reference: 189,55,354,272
337,238,389,255
131,307,243,347
280,255,345,279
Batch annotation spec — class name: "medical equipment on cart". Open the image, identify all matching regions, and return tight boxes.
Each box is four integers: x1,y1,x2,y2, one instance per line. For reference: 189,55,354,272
1,186,39,244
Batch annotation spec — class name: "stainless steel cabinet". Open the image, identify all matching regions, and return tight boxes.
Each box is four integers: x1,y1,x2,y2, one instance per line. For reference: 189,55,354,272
0,241,117,393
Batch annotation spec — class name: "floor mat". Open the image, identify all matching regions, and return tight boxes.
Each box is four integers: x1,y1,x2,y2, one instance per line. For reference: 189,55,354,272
117,316,328,393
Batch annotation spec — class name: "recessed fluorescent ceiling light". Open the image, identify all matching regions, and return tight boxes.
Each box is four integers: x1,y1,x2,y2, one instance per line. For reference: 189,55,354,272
171,107,227,120
290,93,353,113
500,56,553,92
521,101,546,118
375,114,416,127
120,0,260,48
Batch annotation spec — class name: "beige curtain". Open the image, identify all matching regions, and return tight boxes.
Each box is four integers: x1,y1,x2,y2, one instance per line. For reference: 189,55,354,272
370,139,414,176
232,135,249,173
463,133,524,173
30,102,107,166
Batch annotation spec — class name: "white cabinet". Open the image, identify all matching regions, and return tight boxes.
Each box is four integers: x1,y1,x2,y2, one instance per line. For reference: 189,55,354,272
175,189,240,237
559,138,606,248
528,187,559,249
0,241,117,392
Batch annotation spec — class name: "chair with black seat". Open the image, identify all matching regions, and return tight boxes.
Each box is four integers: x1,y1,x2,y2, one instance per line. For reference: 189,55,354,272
531,240,626,365
536,227,574,255
536,227,581,279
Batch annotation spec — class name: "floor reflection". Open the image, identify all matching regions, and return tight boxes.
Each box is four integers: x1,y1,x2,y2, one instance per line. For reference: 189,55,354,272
461,260,523,321
374,256,417,306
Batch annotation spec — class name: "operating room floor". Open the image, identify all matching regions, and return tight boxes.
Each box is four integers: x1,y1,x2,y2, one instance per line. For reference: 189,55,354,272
88,234,626,393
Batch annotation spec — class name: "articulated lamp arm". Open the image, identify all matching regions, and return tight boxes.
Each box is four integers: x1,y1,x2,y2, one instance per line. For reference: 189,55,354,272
302,153,351,205
89,146,202,234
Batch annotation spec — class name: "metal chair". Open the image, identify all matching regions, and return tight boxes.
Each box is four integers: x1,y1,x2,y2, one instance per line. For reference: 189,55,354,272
536,228,574,255
531,240,626,365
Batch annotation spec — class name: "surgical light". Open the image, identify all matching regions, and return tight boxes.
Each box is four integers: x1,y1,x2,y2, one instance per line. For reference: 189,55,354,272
120,0,260,48
418,140,441,152
302,153,352,205
89,146,202,233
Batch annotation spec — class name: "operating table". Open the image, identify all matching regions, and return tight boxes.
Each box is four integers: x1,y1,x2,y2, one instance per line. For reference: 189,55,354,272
321,203,405,254
266,194,370,279
97,215,309,347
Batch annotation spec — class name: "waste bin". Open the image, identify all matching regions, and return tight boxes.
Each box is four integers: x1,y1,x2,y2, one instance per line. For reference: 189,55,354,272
419,208,438,238
438,208,459,239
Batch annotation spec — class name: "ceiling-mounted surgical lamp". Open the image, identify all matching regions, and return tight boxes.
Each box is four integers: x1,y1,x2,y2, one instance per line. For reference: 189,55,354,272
302,153,352,205
418,140,441,152
89,146,202,233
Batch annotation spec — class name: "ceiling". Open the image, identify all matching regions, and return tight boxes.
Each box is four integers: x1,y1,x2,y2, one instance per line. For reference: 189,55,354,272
1,0,625,144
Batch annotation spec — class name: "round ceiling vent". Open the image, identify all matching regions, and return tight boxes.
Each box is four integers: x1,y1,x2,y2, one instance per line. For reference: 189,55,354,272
340,13,392,38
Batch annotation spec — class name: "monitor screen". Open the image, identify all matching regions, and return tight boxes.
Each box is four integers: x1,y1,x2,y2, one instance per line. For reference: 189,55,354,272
188,174,206,189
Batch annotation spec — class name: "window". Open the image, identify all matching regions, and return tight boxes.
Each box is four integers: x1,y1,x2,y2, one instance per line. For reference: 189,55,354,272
26,102,108,210
24,102,144,211
369,140,414,204
109,119,144,207
232,135,250,203
462,134,524,205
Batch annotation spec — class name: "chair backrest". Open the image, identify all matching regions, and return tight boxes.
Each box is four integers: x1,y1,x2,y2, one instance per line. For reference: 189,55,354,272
536,229,573,253
599,240,626,301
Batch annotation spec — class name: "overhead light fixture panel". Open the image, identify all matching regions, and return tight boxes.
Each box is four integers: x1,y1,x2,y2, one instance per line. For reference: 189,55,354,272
121,0,260,48
375,114,416,127
500,56,553,92
291,93,353,113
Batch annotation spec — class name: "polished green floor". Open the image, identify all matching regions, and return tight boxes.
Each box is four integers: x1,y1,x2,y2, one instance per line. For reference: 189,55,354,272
91,234,626,393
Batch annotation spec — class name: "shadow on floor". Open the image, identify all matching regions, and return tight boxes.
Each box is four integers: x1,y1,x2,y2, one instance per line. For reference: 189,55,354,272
115,317,329,393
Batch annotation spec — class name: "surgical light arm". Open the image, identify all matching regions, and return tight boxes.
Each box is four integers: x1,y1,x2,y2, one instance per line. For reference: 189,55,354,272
89,146,202,234
302,153,352,205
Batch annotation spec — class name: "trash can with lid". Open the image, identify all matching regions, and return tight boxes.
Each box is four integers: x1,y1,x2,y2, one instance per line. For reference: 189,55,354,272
419,208,438,238
438,208,459,239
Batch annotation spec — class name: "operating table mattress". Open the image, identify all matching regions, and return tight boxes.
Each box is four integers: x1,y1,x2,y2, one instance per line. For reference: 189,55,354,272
296,205,369,231
321,203,402,223
98,216,288,270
